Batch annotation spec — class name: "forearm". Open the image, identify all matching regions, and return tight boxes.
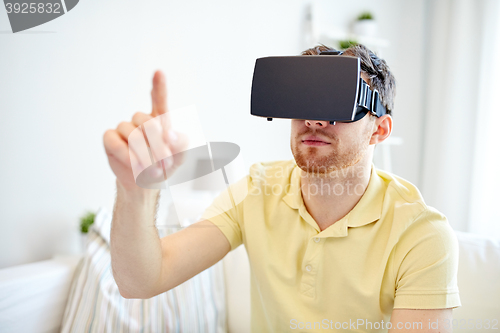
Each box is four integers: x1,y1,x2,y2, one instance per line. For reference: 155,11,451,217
110,180,162,298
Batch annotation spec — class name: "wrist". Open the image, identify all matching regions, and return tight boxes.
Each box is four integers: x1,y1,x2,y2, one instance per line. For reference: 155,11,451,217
116,179,160,203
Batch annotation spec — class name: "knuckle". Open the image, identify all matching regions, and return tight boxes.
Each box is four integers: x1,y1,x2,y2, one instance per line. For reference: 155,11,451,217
117,121,129,130
103,129,113,138
103,130,127,154
103,129,115,143
108,139,124,153
132,112,152,125
132,111,143,120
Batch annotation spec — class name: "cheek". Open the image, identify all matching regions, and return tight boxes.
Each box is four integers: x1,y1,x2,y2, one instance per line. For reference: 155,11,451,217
330,123,351,141
291,120,303,135
334,124,370,146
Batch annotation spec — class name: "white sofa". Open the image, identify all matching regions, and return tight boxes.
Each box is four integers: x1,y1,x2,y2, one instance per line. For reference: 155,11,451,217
0,231,498,333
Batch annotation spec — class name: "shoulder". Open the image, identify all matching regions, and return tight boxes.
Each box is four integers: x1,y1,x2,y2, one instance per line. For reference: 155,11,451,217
375,168,426,207
376,168,432,221
399,206,457,248
375,167,456,243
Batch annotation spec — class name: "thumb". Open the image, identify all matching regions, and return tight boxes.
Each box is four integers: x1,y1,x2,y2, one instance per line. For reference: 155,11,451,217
151,70,168,117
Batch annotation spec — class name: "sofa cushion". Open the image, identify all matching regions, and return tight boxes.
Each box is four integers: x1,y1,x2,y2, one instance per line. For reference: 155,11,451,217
61,207,226,333
453,230,500,329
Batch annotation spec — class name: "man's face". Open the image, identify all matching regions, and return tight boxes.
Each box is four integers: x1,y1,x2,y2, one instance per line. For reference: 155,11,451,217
290,111,375,175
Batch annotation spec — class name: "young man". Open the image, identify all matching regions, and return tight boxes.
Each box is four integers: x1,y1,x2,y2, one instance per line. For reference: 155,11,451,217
103,44,460,332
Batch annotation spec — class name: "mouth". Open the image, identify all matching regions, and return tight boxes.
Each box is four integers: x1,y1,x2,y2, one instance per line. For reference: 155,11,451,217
301,135,331,146
302,140,330,146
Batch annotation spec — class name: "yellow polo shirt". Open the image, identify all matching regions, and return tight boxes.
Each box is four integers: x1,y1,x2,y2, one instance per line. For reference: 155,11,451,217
202,160,461,332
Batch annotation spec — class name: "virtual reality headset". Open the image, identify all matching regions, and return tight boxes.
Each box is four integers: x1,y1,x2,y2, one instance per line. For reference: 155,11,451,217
250,50,387,124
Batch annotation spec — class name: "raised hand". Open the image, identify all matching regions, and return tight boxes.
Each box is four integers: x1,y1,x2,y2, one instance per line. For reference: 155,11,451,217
103,71,187,192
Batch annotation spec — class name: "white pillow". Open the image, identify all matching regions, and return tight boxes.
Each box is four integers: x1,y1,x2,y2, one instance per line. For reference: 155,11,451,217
453,230,500,327
61,207,226,333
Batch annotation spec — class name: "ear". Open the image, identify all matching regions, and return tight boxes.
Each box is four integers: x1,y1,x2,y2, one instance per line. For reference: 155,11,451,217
369,114,392,145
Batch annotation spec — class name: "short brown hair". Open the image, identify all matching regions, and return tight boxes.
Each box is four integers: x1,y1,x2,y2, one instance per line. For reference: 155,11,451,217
301,44,396,115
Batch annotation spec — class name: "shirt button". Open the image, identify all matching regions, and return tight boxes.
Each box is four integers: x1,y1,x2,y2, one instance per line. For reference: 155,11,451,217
305,265,312,272
314,237,320,243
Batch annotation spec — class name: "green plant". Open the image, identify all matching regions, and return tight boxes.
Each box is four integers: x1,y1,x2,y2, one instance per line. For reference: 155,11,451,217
80,211,96,233
338,39,358,49
357,11,374,21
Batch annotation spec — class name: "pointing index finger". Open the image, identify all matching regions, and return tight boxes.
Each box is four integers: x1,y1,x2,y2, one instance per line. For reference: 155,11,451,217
151,70,168,117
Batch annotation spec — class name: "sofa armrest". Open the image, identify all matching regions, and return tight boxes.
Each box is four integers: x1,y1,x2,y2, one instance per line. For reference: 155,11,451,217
0,255,83,333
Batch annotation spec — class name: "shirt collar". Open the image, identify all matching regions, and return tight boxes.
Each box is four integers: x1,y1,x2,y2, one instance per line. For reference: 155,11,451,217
283,162,386,237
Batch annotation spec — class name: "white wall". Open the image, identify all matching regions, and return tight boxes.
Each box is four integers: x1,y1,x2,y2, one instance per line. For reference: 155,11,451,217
0,0,428,268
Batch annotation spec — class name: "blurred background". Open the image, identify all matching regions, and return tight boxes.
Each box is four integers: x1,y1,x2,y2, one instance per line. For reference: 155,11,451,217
1,0,499,269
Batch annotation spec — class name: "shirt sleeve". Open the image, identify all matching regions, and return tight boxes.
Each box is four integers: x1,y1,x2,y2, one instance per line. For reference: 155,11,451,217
393,207,461,309
201,175,249,251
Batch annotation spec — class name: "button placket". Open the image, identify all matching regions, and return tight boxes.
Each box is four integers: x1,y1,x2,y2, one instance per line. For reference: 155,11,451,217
300,236,325,297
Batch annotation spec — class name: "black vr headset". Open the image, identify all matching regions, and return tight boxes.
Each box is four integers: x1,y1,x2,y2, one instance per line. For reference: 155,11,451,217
250,50,387,124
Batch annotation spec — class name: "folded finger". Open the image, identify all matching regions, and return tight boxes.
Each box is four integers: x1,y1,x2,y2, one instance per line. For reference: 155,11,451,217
131,112,153,128
142,116,175,166
103,129,140,169
120,123,154,174
116,121,136,143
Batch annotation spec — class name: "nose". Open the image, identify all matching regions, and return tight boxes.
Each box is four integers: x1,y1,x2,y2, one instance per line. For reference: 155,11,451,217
305,119,329,128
